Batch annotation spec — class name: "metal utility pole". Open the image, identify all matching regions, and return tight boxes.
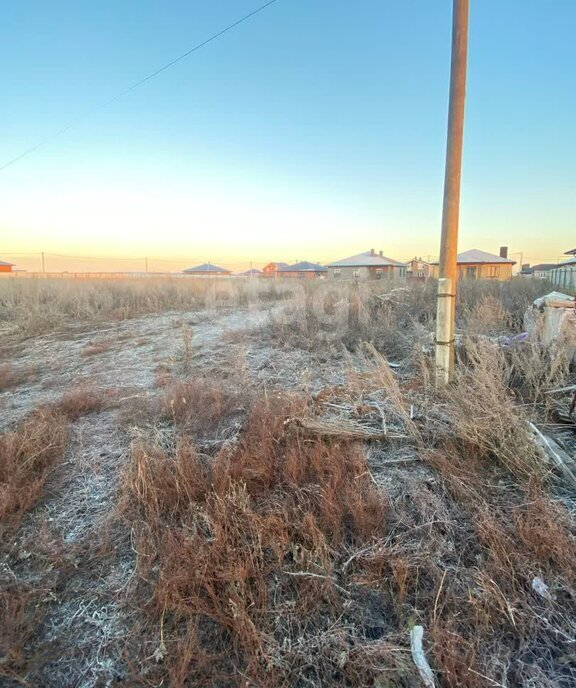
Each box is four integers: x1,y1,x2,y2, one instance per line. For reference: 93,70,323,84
435,0,469,385
145,257,148,273
41,251,45,273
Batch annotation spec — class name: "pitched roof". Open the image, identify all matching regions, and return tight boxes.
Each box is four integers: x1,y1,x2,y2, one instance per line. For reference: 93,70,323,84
405,257,433,266
278,261,327,272
430,249,516,265
183,263,230,273
238,268,262,276
531,264,557,271
264,261,289,269
327,251,404,268
0,260,14,267
564,248,576,255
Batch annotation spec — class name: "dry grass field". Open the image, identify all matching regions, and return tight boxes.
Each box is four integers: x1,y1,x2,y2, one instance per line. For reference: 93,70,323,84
1,276,575,687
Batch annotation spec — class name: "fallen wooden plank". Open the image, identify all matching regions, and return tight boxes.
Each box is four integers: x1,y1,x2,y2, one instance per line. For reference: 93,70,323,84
528,422,576,489
544,384,576,395
289,417,407,441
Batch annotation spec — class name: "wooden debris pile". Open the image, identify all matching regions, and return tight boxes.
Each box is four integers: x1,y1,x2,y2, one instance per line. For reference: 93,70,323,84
287,384,416,442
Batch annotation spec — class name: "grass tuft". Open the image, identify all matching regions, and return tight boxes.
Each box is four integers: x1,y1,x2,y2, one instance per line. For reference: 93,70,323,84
0,409,69,542
121,392,395,686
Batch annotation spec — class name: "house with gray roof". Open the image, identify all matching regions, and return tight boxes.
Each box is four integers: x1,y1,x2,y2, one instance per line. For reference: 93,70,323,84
326,249,406,281
237,268,262,277
183,263,231,276
430,248,516,281
277,261,327,279
520,263,557,279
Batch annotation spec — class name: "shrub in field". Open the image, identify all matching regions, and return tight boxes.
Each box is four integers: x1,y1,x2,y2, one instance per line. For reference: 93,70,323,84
120,377,576,687
423,444,576,687
507,322,571,401
457,277,555,330
120,393,407,687
0,364,35,391
0,386,110,543
463,294,511,335
55,386,114,420
263,278,553,363
159,379,245,438
0,386,117,682
266,280,437,359
0,409,68,541
442,338,545,481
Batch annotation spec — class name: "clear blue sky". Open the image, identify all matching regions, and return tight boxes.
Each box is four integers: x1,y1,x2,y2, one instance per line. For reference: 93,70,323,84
1,0,574,270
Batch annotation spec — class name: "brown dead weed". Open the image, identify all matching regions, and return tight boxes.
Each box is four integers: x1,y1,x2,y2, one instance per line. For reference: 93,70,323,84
0,408,69,541
0,384,118,550
55,385,116,420
1,278,575,687
120,392,414,687
117,344,576,688
0,385,128,684
0,363,37,391
0,410,71,682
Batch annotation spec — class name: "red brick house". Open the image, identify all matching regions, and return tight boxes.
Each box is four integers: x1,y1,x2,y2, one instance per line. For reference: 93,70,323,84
262,262,289,277
0,260,15,273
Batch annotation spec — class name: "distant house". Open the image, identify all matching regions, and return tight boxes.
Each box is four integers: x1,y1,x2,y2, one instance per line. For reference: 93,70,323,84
431,248,515,281
238,268,262,277
277,261,327,279
262,262,289,278
405,257,433,281
183,263,231,277
326,249,406,281
520,263,557,279
0,260,15,273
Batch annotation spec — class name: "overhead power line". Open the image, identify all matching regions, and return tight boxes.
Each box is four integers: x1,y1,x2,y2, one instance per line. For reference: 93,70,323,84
107,0,280,103
0,250,268,267
0,0,280,174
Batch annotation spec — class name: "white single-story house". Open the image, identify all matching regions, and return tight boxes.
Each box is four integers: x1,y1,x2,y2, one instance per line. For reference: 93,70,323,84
326,249,406,281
